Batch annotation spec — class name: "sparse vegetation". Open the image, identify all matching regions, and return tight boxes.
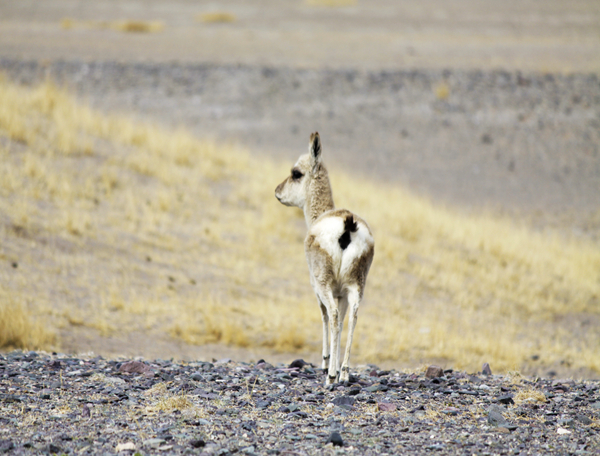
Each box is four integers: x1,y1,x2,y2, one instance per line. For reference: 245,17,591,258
0,76,599,374
60,18,164,33
197,13,237,24
0,286,56,350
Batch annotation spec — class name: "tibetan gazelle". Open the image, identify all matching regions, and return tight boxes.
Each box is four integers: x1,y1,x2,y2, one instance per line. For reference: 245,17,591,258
275,132,374,385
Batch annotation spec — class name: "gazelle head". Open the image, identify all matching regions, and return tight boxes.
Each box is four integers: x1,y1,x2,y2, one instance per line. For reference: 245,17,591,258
275,132,326,209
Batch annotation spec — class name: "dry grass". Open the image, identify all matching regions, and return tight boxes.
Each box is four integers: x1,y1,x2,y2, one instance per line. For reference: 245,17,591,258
0,76,599,374
0,286,56,350
60,18,164,33
197,13,237,24
513,387,547,405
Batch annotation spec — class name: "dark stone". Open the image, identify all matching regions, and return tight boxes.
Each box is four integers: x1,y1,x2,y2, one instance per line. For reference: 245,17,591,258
46,444,62,454
425,365,444,379
190,439,205,448
481,133,493,144
289,359,307,369
0,440,14,453
482,363,492,376
331,396,355,407
348,387,361,396
47,360,62,370
488,410,509,427
576,414,593,426
326,431,343,447
558,418,574,427
497,395,514,405
256,400,271,409
364,384,388,393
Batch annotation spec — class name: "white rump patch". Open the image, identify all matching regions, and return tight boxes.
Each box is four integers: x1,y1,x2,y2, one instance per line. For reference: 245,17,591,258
309,214,373,282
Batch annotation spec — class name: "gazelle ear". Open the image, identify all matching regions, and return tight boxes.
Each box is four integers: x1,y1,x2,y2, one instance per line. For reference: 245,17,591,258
309,132,321,172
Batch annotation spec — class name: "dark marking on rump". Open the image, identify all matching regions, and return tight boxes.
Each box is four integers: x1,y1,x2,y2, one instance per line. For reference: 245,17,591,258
338,214,358,250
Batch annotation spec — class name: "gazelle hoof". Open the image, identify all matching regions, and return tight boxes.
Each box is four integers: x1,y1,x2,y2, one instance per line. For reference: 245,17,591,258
339,366,350,383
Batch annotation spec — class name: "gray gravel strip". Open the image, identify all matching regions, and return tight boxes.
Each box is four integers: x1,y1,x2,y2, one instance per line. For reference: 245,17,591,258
1,58,599,228
1,351,598,455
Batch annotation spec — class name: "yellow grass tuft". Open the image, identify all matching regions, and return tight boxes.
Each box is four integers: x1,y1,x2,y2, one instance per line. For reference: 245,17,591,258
111,21,165,34
0,287,56,350
434,82,450,100
59,19,164,33
197,12,237,24
513,387,547,405
144,383,194,413
1,76,599,374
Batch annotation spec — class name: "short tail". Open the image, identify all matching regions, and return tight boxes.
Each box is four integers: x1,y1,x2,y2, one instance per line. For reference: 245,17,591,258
339,215,358,250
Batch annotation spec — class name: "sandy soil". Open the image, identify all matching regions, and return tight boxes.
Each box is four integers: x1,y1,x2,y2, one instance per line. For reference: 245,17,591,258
1,0,599,73
1,0,599,376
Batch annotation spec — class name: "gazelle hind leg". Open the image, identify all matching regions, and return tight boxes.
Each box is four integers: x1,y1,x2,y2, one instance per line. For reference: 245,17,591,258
318,299,330,371
319,291,340,385
335,295,349,381
340,286,361,383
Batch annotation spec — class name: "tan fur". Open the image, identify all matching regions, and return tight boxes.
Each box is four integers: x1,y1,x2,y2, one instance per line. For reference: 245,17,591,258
275,132,374,384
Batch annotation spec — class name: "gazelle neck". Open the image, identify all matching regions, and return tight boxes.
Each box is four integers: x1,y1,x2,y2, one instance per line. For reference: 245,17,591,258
304,174,335,228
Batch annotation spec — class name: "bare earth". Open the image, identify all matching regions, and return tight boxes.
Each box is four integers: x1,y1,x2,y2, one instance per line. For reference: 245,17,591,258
1,0,600,375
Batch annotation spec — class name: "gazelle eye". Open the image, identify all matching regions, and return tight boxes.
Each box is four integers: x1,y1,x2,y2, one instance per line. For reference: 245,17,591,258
291,169,303,180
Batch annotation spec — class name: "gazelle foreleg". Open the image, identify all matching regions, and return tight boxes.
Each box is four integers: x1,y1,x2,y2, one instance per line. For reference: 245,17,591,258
339,286,361,383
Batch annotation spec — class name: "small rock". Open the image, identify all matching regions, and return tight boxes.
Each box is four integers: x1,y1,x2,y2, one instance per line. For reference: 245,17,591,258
497,395,514,405
576,414,593,425
115,442,136,452
45,444,62,454
425,365,444,379
119,360,151,374
143,438,166,448
558,418,574,427
482,363,492,376
326,431,343,447
331,396,355,407
442,408,460,416
365,384,388,393
190,372,203,381
256,400,271,409
378,402,397,412
289,359,307,369
488,410,509,427
190,439,205,448
0,440,14,453
557,428,572,435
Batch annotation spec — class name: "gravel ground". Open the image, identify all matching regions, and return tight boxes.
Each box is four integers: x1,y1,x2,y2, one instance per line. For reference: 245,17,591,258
1,351,599,455
1,59,599,240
